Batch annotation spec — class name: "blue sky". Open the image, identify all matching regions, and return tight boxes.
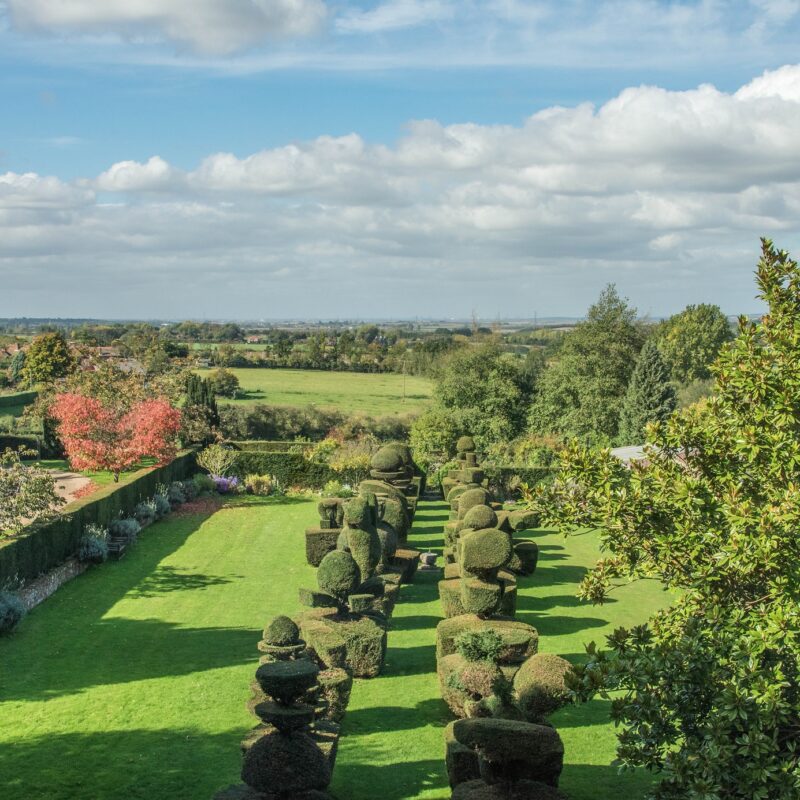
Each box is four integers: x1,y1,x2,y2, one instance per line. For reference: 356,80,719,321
2,1,800,319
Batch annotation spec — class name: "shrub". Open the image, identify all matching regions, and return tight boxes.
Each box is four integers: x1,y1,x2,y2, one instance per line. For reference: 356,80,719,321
317,550,360,601
244,474,274,496
181,478,199,501
153,493,172,518
0,591,25,635
108,517,141,542
322,479,354,498
264,615,300,646
167,481,186,506
513,653,573,720
133,500,157,526
455,629,505,663
212,475,240,494
196,443,237,477
77,524,109,564
192,472,216,495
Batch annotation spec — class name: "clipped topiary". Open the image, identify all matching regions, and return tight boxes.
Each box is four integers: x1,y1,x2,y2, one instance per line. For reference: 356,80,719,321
513,653,573,721
316,550,360,605
370,446,405,473
457,436,476,453
455,629,505,663
265,615,301,647
457,488,491,519
462,504,498,531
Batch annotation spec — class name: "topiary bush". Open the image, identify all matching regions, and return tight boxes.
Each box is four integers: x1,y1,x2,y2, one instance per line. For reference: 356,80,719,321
0,591,26,635
455,629,505,663
265,615,301,647
317,550,360,604
462,504,498,531
513,653,573,721
457,436,476,453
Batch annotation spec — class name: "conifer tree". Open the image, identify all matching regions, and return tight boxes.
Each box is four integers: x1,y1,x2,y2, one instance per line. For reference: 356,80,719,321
618,338,677,444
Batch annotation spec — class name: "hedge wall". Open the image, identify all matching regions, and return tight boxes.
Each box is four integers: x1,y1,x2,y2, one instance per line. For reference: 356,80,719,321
0,434,41,454
0,450,196,589
230,451,335,487
228,440,313,453
0,391,38,410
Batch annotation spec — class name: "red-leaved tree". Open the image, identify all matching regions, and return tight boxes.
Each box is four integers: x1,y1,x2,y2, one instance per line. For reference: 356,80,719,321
51,393,182,482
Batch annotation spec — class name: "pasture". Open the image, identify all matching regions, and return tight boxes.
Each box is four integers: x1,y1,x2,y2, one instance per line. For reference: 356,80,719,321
197,367,433,416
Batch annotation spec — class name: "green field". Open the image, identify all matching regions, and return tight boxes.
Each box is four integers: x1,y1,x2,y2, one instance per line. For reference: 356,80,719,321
0,496,668,799
197,368,433,416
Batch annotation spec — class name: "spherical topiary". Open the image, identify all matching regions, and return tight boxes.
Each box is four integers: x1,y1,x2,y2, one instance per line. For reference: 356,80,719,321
462,504,498,531
513,653,573,720
264,615,300,647
370,446,405,473
461,528,512,574
457,436,476,453
317,550,360,600
457,488,491,518
384,441,413,466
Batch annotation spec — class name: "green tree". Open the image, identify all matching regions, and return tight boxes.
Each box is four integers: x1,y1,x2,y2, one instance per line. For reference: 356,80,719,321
537,240,800,799
617,339,677,444
183,374,220,445
655,303,733,384
0,448,63,534
433,342,529,448
9,351,25,385
208,368,240,398
528,285,644,442
22,332,75,386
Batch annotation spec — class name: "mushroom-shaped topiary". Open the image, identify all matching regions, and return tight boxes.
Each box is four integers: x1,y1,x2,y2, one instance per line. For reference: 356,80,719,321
370,446,405,473
513,653,573,721
457,436,476,453
317,550,360,603
462,504,498,531
457,488,491,519
255,659,320,706
264,615,300,647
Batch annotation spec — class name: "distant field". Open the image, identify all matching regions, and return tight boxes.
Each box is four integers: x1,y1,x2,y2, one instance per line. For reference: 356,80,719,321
189,342,269,351
196,368,433,416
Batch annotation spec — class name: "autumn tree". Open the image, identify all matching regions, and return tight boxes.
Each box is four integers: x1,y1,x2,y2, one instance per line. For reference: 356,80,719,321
51,393,181,482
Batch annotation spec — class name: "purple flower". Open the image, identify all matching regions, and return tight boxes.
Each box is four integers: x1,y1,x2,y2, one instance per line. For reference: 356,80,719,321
212,475,239,494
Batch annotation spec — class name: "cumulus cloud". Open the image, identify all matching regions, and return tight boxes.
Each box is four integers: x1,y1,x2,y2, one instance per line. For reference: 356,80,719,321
6,0,327,55
4,66,800,317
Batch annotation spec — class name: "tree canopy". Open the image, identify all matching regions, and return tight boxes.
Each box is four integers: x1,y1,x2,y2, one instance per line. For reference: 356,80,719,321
537,240,800,799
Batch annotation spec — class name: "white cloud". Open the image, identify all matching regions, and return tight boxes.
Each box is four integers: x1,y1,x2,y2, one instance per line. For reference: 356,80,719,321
95,156,182,192
336,0,453,34
3,66,800,316
6,0,327,55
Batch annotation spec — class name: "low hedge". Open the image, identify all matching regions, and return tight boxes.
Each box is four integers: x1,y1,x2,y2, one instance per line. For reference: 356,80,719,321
0,434,41,455
0,391,38,410
0,450,196,588
230,451,335,487
228,440,313,453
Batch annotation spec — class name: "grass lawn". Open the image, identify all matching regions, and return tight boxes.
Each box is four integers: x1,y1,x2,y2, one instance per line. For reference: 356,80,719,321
0,497,669,800
38,458,158,488
196,367,433,416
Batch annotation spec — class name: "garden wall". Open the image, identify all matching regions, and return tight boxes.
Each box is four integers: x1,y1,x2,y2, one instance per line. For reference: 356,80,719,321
0,450,196,589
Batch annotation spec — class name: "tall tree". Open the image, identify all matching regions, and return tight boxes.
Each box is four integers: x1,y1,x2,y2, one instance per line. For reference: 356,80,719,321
22,332,75,385
528,285,644,442
538,240,800,799
655,303,733,384
9,350,25,385
618,339,677,444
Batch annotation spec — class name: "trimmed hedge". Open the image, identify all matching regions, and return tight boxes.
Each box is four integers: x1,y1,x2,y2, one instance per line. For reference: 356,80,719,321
231,451,334,487
0,434,41,455
228,440,313,453
0,451,196,588
0,391,38,410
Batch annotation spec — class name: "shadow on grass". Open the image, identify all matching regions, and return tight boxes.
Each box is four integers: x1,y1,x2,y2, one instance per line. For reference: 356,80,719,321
390,613,442,632
384,643,437,676
0,727,243,800
333,758,446,800
129,565,238,598
344,697,449,735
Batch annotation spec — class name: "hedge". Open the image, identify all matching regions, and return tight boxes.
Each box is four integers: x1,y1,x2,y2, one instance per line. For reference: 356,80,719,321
230,451,335,487
228,440,313,453
0,391,38,410
0,434,41,455
0,450,196,589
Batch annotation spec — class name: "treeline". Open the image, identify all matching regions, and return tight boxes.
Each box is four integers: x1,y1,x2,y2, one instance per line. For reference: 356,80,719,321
410,287,735,467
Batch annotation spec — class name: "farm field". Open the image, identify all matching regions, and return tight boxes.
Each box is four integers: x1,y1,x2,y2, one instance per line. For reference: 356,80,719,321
196,367,433,416
0,496,668,800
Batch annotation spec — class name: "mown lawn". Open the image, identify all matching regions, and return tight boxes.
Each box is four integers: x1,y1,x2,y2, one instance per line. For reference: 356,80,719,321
37,458,156,488
0,497,669,800
195,367,433,416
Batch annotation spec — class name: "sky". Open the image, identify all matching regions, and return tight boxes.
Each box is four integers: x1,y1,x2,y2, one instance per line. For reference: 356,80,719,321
2,1,800,320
